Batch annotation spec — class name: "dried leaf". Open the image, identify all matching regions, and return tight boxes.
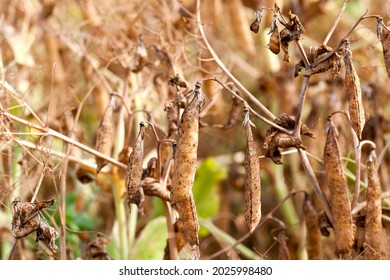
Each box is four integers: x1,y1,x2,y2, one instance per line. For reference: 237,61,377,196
170,82,204,250
304,45,341,78
318,212,331,237
249,8,263,33
125,123,146,213
344,40,365,140
267,15,280,54
303,195,323,260
95,96,115,173
277,230,290,260
263,113,311,164
364,150,385,260
164,219,187,260
35,220,58,253
142,177,170,201
131,35,148,73
377,18,390,79
84,233,111,260
242,104,261,233
279,11,305,62
223,86,241,129
11,198,58,253
324,118,354,259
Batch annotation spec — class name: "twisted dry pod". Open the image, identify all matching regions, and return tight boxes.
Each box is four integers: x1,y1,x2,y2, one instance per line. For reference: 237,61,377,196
125,123,146,213
95,96,115,173
324,117,354,259
377,18,390,79
364,150,385,259
343,39,365,140
303,194,323,259
170,82,204,255
242,103,261,234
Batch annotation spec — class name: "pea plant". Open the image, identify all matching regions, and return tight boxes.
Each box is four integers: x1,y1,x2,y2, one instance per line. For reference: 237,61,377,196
0,0,389,260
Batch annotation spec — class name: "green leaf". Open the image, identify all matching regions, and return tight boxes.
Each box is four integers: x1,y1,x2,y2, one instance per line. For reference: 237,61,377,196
129,217,167,260
193,158,227,219
200,218,262,260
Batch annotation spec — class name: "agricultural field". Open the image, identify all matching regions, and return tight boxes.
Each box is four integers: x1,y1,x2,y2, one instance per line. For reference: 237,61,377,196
0,0,389,260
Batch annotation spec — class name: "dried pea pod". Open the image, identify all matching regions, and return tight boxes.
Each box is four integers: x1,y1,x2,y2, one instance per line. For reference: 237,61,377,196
125,123,145,213
324,117,354,259
170,82,204,252
343,40,365,140
95,96,115,173
364,150,384,260
303,194,323,260
243,103,261,234
377,18,390,79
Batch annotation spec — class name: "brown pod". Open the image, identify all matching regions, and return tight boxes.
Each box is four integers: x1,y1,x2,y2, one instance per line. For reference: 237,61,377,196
249,8,263,34
95,97,115,173
324,118,354,259
170,82,204,248
377,18,390,79
343,40,365,140
125,123,145,213
268,15,280,54
364,150,384,259
303,195,323,260
243,104,261,234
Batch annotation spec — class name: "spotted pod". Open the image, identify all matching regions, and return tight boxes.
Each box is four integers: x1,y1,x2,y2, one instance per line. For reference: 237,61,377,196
303,195,323,259
377,18,390,79
95,96,115,172
364,150,384,259
324,118,354,259
170,82,204,248
243,104,261,234
343,40,365,140
125,123,145,213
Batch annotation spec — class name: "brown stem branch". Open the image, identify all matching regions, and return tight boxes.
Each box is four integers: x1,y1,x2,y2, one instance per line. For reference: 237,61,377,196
2,110,127,169
196,0,276,120
323,0,350,45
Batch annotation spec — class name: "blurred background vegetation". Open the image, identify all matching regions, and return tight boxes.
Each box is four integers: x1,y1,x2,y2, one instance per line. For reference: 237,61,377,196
0,0,389,259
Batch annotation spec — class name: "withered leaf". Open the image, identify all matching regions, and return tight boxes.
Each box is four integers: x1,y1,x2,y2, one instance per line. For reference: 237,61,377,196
250,8,263,33
125,123,146,214
223,85,241,129
364,150,385,260
324,118,354,259
268,15,280,54
277,230,290,260
263,114,311,164
84,233,111,260
242,105,261,234
11,198,58,253
304,45,341,78
344,40,365,140
142,177,171,201
279,11,305,62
